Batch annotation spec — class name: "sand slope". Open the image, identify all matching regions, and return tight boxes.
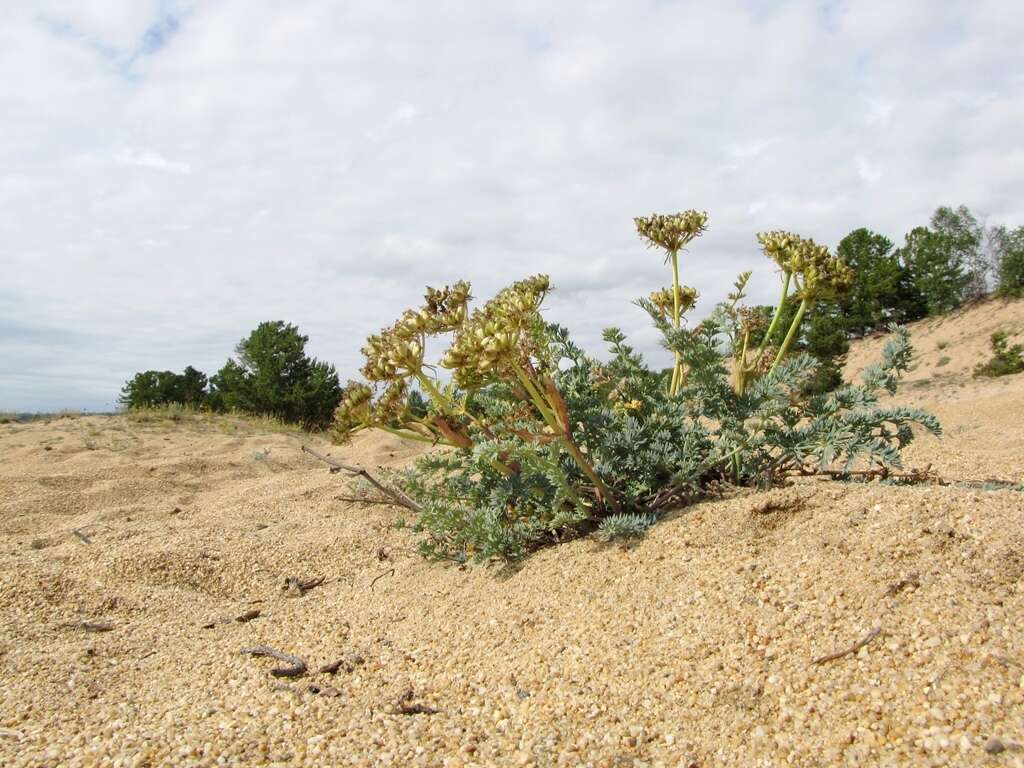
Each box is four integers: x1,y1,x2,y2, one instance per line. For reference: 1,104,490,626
1,301,1023,767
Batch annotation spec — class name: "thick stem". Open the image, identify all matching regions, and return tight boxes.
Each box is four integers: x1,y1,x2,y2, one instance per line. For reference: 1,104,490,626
670,249,684,396
734,329,751,396
752,271,792,366
513,363,620,513
377,424,448,445
513,366,558,426
560,436,621,513
769,298,809,376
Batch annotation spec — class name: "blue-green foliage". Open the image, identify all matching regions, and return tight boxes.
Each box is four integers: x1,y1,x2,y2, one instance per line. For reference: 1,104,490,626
402,314,939,563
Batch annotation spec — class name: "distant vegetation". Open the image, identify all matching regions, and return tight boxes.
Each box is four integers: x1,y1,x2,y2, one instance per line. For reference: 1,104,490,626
119,322,341,430
974,331,1024,379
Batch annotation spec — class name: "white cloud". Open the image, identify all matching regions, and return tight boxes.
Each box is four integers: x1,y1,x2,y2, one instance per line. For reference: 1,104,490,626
2,0,1023,411
856,157,883,183
113,147,192,174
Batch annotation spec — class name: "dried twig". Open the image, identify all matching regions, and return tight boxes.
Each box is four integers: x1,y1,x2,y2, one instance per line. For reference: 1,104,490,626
284,576,326,596
301,445,422,514
319,659,345,674
395,688,441,715
240,646,307,678
72,529,93,545
370,568,395,591
65,620,114,632
812,626,881,665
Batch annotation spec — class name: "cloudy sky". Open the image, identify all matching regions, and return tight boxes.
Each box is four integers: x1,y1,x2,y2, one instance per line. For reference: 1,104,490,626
2,1,1022,412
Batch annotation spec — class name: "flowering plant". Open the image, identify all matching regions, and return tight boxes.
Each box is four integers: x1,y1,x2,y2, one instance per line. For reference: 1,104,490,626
331,212,938,561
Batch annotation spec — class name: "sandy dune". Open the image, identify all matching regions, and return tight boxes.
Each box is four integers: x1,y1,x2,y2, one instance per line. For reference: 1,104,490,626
1,301,1023,767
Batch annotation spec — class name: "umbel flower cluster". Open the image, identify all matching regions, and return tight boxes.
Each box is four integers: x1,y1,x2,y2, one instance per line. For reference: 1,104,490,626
634,210,709,395
440,275,551,389
331,211,939,563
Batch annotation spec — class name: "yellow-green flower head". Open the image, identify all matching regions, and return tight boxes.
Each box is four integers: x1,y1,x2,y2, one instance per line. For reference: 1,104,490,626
374,380,408,423
756,231,855,300
360,280,474,383
330,381,375,444
650,285,699,319
635,210,709,253
756,230,804,271
799,251,856,301
423,280,472,332
441,274,551,389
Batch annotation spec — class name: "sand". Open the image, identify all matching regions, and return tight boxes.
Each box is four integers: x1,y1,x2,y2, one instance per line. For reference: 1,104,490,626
1,299,1023,767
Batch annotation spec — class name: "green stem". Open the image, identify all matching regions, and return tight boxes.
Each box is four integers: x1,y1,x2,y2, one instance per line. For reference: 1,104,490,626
734,328,751,396
513,366,558,427
670,249,683,396
560,436,621,513
769,298,809,376
751,271,792,366
377,424,450,445
513,363,619,513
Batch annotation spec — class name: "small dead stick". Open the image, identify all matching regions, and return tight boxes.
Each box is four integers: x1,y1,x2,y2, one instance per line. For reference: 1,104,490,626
301,445,422,514
65,620,114,632
72,529,92,545
370,568,395,591
812,626,882,665
284,576,326,596
240,646,307,678
396,688,442,715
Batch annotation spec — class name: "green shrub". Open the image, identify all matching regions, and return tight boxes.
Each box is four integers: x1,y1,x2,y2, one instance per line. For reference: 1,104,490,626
936,356,951,368
209,321,341,429
119,365,208,409
332,212,940,563
974,331,1024,378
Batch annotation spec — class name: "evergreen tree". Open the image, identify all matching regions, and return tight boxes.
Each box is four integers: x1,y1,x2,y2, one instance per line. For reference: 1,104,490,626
119,367,208,409
178,366,208,406
931,205,986,300
898,225,967,316
991,225,1024,298
209,321,342,429
836,228,924,334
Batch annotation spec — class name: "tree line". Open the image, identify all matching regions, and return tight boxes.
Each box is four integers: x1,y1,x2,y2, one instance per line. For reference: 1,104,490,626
119,321,341,430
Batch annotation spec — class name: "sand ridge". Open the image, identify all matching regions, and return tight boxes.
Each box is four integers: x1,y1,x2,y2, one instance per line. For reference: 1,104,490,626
1,303,1023,767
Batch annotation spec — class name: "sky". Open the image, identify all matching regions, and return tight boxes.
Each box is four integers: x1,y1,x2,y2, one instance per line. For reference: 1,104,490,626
2,0,1022,412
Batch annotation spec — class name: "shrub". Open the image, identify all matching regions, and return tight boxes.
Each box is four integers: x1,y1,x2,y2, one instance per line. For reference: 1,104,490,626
209,321,341,429
974,331,1024,378
936,356,951,368
119,365,208,409
331,213,940,563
